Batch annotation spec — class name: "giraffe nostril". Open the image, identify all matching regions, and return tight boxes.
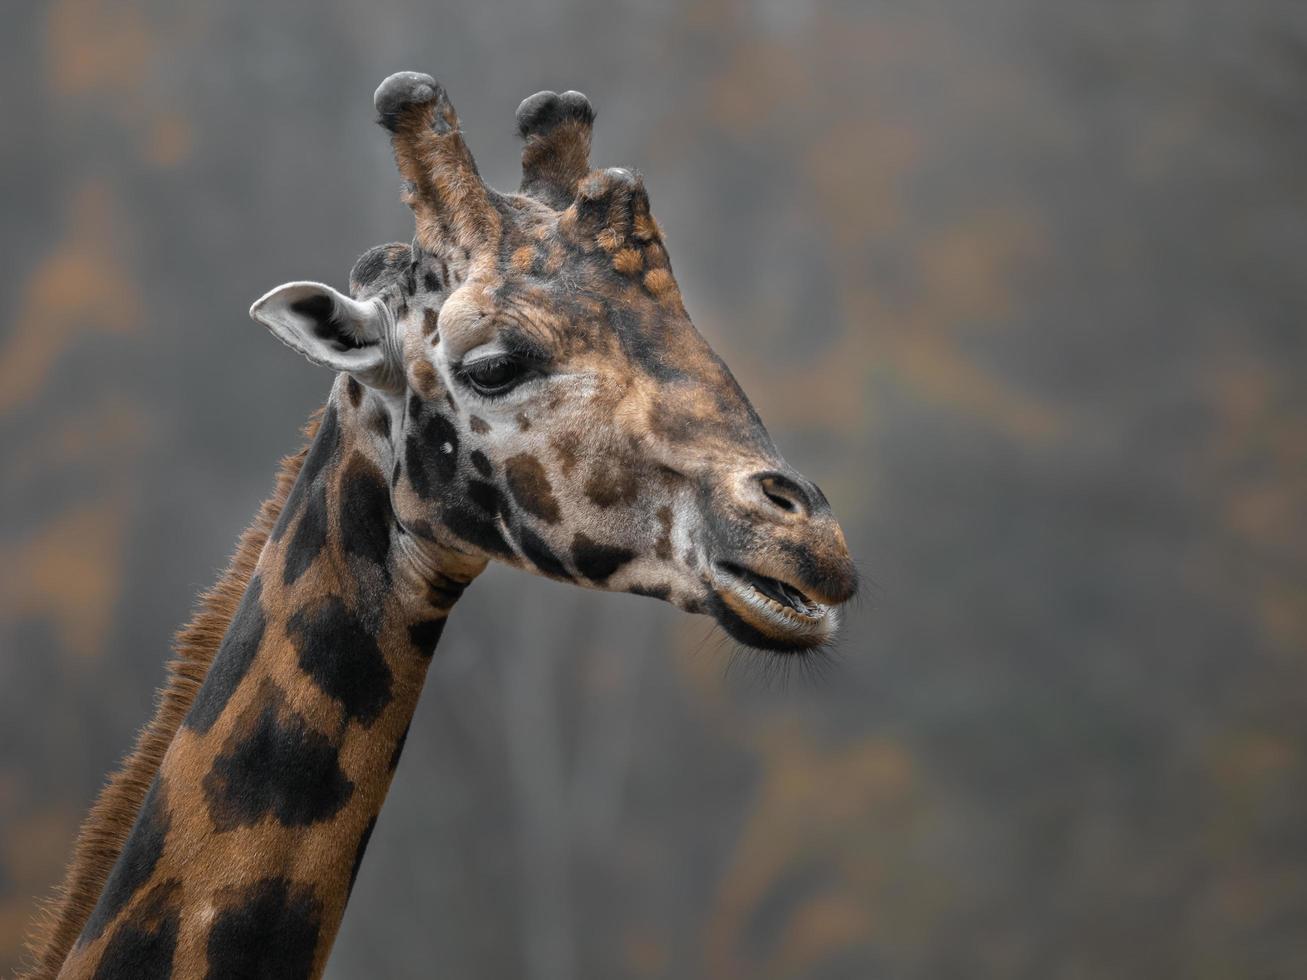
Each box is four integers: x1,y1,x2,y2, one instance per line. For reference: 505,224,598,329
752,472,813,519
764,487,796,512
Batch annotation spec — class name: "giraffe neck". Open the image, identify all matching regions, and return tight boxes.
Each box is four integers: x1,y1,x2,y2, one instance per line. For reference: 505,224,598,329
57,377,483,980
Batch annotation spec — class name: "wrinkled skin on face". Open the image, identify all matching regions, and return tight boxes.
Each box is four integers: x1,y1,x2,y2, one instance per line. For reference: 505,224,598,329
252,73,857,652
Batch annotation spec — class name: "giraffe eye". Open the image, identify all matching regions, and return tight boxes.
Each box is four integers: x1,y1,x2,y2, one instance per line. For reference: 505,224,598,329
460,354,530,397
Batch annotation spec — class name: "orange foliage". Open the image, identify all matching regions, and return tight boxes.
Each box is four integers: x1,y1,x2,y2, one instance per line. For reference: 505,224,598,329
0,182,140,417
0,496,129,661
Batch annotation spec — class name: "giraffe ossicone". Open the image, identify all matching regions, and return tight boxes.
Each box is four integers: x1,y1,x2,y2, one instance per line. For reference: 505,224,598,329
25,72,857,980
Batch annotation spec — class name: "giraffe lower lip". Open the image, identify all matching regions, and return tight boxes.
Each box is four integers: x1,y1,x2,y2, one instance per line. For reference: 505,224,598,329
710,563,837,651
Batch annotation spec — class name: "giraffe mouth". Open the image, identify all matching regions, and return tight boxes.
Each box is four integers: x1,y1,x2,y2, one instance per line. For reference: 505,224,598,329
710,562,836,650
719,562,822,617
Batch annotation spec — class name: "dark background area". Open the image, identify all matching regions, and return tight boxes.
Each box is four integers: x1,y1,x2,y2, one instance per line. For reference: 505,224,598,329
3,1,1306,977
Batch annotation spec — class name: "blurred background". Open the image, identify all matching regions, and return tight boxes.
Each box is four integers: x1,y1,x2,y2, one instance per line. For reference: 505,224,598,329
3,0,1306,977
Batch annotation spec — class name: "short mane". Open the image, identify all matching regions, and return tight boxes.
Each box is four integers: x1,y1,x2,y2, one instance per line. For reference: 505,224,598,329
18,410,323,980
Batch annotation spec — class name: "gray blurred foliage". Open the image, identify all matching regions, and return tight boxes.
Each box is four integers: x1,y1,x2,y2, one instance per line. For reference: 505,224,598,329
2,0,1307,977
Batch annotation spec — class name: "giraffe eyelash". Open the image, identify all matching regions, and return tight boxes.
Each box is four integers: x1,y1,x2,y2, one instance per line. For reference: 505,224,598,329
455,354,541,398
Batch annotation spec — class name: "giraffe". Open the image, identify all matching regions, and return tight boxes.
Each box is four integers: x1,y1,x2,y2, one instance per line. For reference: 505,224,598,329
20,72,858,979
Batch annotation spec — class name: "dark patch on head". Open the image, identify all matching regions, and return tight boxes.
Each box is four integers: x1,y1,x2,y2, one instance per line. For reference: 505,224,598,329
340,452,392,572
186,576,267,734
469,449,492,477
405,401,460,499
422,307,439,337
445,392,458,413
345,376,363,408
388,720,411,773
408,617,447,658
287,596,394,727
649,400,701,444
504,453,560,524
469,415,491,435
516,412,531,432
466,478,506,517
571,533,635,583
205,877,322,980
347,816,379,898
423,269,442,292
604,297,687,383
203,692,355,830
283,482,329,586
371,407,392,441
584,466,639,508
403,261,418,296
519,526,572,580
78,777,171,944
91,880,180,980
609,297,679,381
443,506,514,559
272,406,339,542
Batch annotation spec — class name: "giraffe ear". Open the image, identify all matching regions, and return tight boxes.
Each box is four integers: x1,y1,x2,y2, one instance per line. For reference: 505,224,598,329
250,281,401,391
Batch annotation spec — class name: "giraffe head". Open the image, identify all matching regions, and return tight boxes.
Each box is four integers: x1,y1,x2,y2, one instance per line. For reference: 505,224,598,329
250,73,856,652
